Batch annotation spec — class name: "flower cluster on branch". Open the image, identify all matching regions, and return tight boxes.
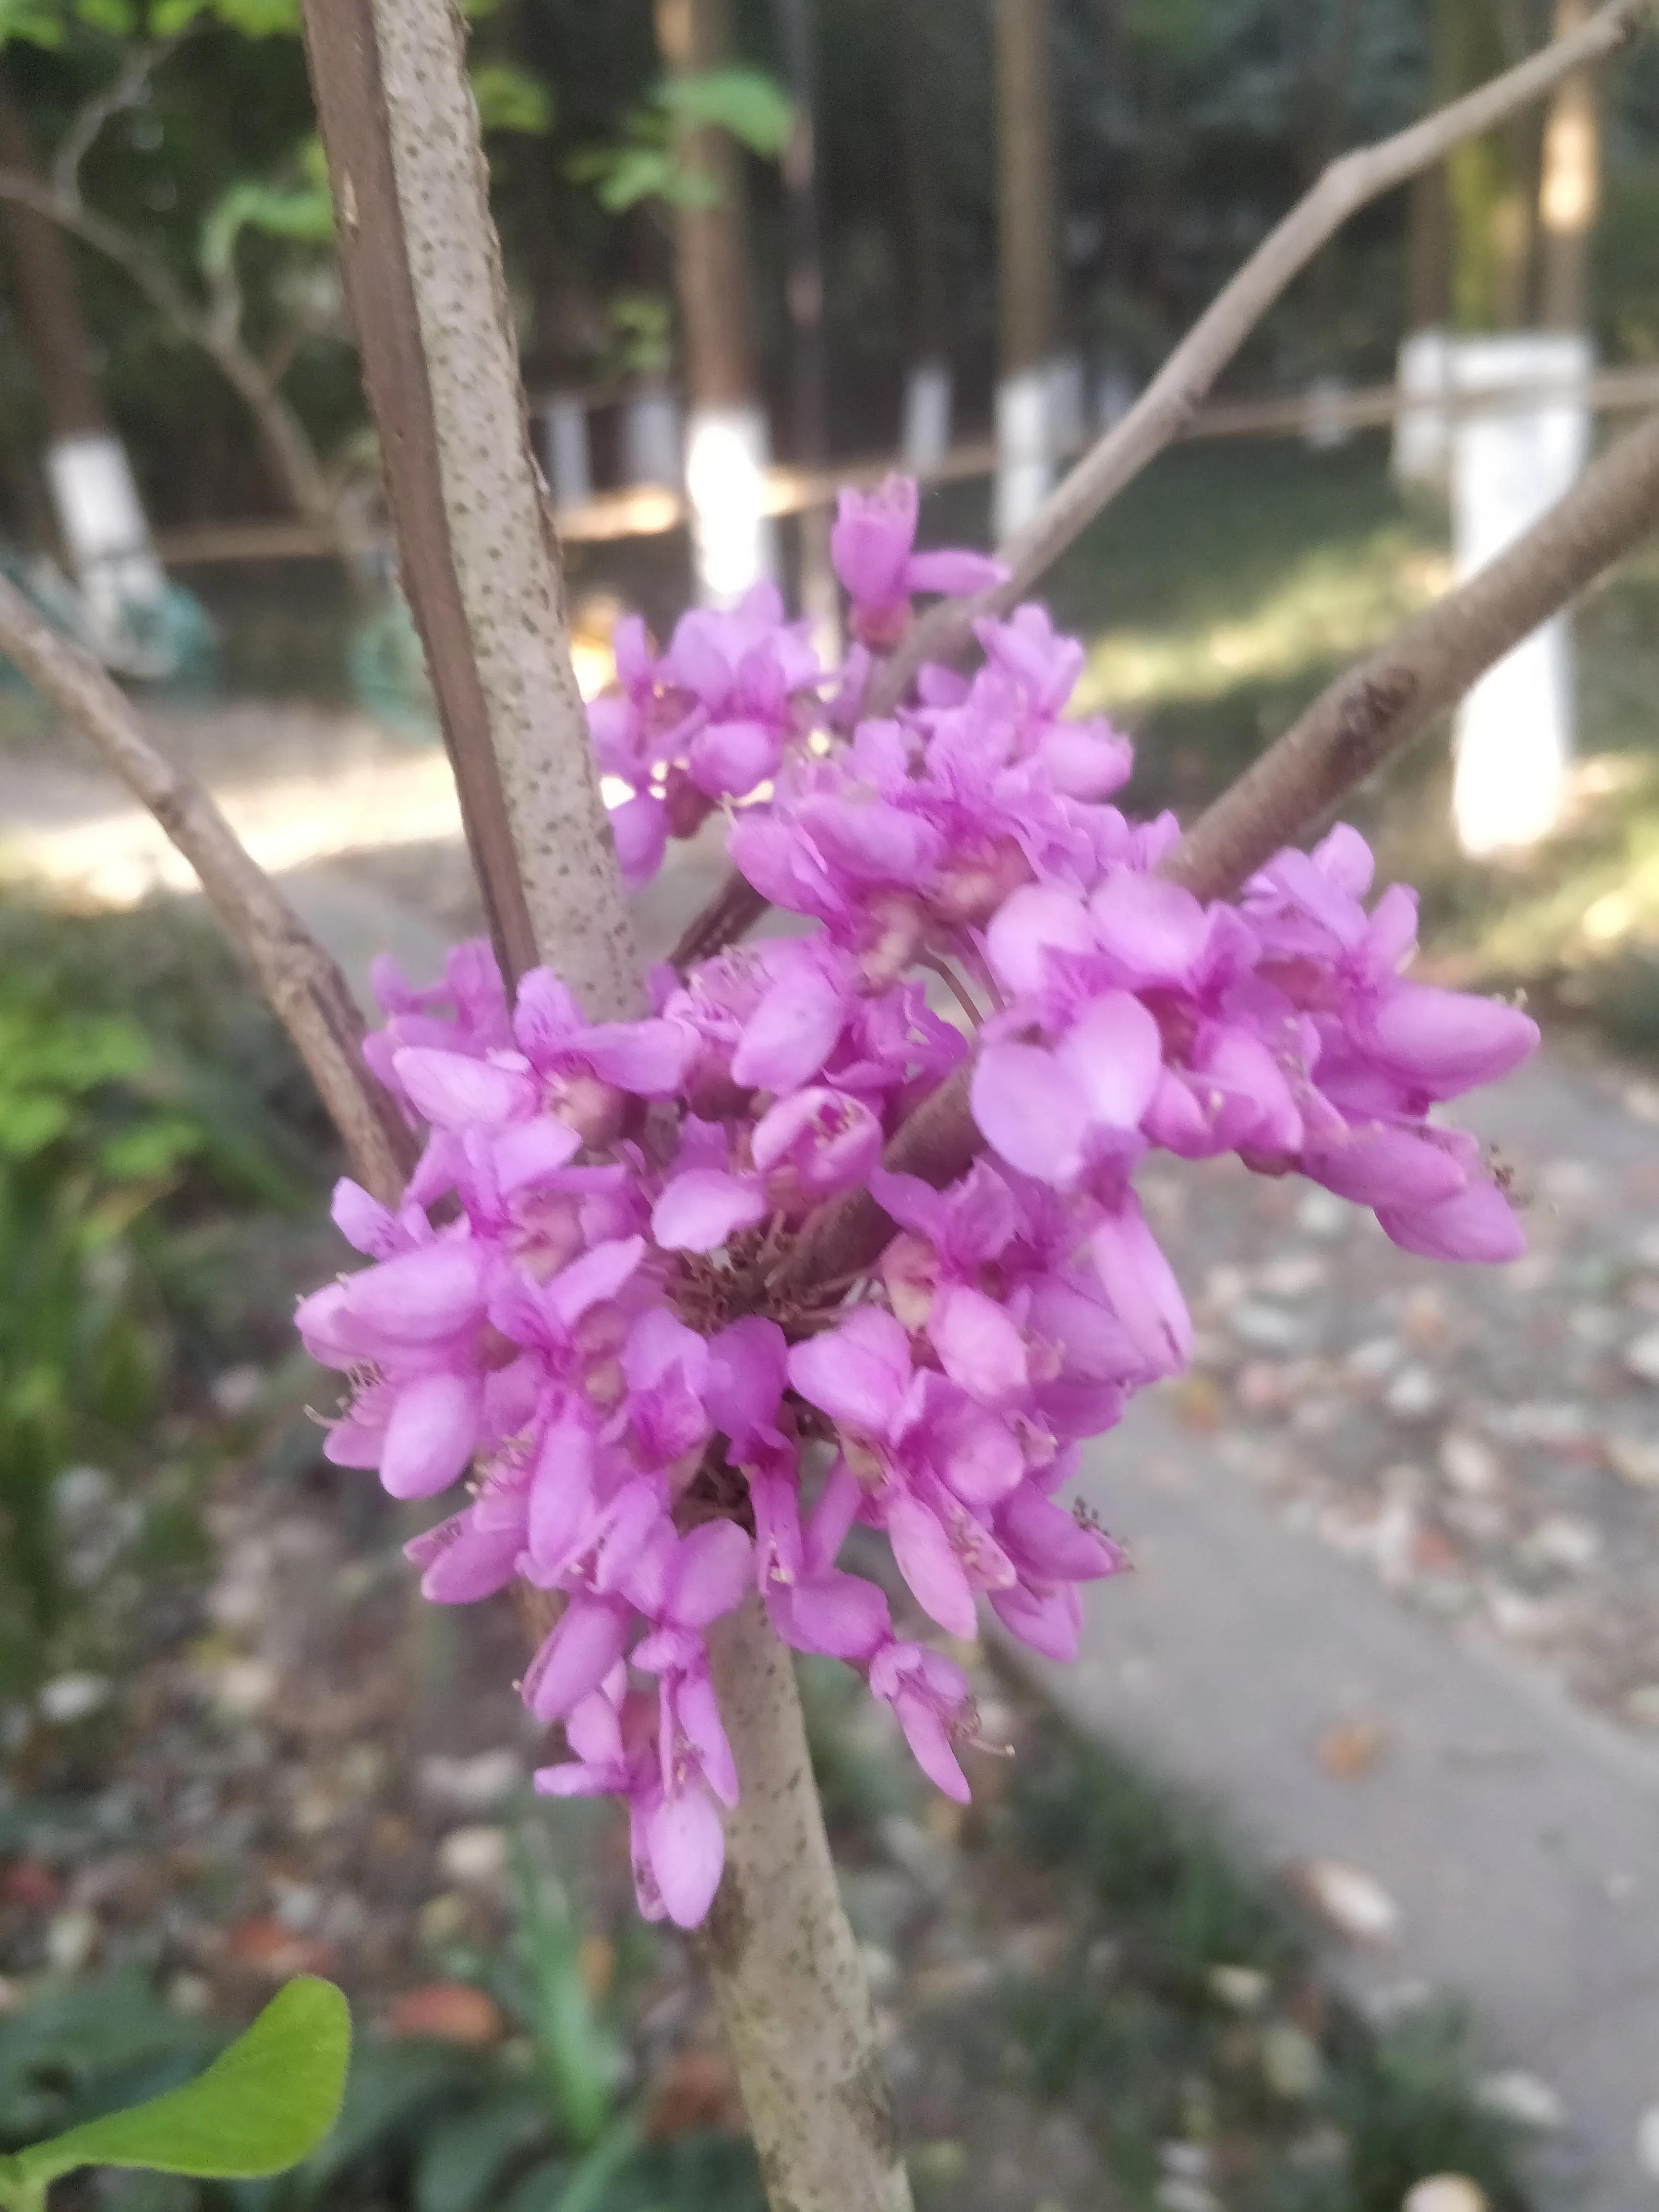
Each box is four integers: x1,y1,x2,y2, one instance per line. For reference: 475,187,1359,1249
297,475,1537,1929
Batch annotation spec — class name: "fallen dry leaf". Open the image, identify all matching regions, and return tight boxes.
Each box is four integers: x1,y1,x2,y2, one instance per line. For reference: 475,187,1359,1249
384,1981,504,2046
1314,1719,1389,1779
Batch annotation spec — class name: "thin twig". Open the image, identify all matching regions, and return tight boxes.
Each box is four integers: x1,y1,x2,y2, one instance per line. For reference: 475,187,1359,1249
922,953,985,1028
300,0,642,1015
0,171,335,527
665,0,1652,972
51,38,181,203
872,0,1653,708
784,401,1659,1293
1167,407,1659,898
0,573,416,1205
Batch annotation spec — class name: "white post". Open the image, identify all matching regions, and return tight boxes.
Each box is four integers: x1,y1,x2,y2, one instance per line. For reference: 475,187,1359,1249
1046,349,1086,458
684,399,779,605
900,356,952,470
1393,327,1454,488
1302,372,1352,451
994,360,1054,540
543,393,593,509
620,376,684,490
44,432,166,640
1094,350,1136,433
1450,330,1591,855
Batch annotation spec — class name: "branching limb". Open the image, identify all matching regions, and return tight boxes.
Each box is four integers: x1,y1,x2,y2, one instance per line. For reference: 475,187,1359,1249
0,573,416,1204
0,171,336,528
871,0,1654,709
788,401,1659,1290
50,37,182,204
1167,407,1659,899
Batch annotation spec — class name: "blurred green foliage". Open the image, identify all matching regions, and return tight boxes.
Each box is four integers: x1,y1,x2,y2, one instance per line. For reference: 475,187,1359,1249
568,67,793,215
0,899,323,1695
0,1821,761,2212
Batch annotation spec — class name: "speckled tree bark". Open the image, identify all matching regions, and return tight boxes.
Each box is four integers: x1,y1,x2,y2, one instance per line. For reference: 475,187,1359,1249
703,1601,913,2212
300,0,640,1014
296,7,907,2205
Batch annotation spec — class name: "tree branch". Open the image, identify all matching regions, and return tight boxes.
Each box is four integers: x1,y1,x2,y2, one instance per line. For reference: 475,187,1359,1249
872,0,1653,706
51,38,180,205
701,1599,912,2212
1167,407,1659,899
0,170,336,528
296,16,907,2210
298,0,641,1017
0,572,416,1204
786,402,1659,1291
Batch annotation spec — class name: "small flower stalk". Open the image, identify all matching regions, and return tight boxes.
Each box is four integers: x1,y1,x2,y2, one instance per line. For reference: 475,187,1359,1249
298,474,1539,1931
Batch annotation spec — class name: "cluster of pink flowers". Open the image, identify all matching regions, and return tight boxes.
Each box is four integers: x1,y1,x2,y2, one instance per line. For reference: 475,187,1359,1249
298,475,1538,1929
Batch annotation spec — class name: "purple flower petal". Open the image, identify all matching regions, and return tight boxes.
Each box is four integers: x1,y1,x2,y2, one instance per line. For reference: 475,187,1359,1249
652,1168,768,1252
884,1491,978,1638
666,1521,755,1629
1054,991,1164,1131
393,1047,537,1130
645,1782,726,1929
971,1040,1089,1185
379,1370,483,1499
1089,1203,1192,1377
523,1594,632,1722
731,969,847,1093
928,1285,1028,1407
1376,1178,1527,1262
787,1307,912,1436
345,1242,490,1346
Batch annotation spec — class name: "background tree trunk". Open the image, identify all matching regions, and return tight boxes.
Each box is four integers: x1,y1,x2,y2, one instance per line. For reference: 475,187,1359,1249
773,0,837,649
0,72,104,445
994,0,1061,533
655,0,775,602
1445,0,1540,330
1538,0,1600,329
895,0,952,467
0,66,166,632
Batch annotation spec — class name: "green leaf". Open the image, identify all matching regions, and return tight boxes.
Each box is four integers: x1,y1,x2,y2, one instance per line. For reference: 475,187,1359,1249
97,1116,203,1183
293,2040,474,2195
0,1094,71,1159
152,0,300,33
468,61,553,136
201,177,333,277
507,1840,617,2151
11,1979,349,2189
73,0,136,31
0,1,68,50
656,68,793,157
413,2093,549,2212
587,146,680,214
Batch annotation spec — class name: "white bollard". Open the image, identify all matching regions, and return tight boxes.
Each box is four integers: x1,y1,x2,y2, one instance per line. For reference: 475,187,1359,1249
1046,351,1086,458
1393,327,1453,489
620,378,684,490
684,402,779,606
543,393,592,508
1450,331,1591,856
44,432,165,638
1094,353,1137,433
994,362,1053,541
900,357,953,472
1303,373,1352,451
